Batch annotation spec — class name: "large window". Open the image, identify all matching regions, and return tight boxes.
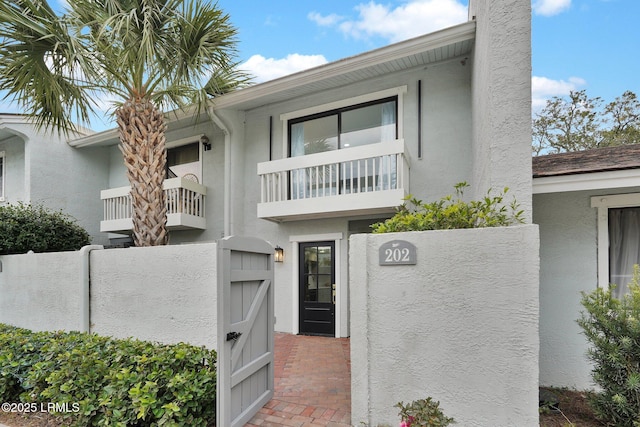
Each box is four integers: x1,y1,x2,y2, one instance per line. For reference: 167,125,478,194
592,194,640,297
289,97,397,157
0,151,5,201
287,98,398,199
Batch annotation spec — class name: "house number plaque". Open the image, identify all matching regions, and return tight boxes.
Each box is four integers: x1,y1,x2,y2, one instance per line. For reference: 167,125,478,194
378,240,417,266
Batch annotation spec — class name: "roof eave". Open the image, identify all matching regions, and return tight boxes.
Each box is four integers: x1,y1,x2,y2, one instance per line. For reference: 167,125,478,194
212,20,476,110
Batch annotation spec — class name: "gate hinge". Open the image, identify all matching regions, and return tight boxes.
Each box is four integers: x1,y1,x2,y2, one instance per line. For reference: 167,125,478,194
226,331,242,341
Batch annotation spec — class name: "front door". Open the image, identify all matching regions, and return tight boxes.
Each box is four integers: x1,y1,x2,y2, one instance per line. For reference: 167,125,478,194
299,241,335,336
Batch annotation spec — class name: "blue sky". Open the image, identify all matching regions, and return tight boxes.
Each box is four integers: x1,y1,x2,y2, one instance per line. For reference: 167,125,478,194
1,0,638,131
218,0,639,113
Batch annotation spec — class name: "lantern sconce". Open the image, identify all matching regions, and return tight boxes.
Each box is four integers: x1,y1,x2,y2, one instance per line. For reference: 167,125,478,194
200,134,212,151
274,246,284,263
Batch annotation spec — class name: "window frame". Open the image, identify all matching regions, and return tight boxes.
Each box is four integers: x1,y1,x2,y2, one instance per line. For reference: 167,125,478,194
165,135,204,182
0,150,5,202
591,192,640,289
287,96,398,157
280,86,407,157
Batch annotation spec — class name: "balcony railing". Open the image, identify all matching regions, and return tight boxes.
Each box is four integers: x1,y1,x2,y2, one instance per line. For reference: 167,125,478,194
257,139,410,221
101,177,207,233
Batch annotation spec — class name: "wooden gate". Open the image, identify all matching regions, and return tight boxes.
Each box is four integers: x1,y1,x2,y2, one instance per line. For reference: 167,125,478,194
217,236,275,427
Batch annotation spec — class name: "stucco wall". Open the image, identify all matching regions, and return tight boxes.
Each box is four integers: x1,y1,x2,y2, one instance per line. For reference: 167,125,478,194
534,188,640,390
350,225,539,426
90,244,218,348
470,0,532,221
0,243,218,348
535,191,596,389
0,250,86,332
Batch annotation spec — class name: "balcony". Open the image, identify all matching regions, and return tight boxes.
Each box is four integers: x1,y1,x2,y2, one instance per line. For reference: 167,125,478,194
257,139,410,222
101,177,207,233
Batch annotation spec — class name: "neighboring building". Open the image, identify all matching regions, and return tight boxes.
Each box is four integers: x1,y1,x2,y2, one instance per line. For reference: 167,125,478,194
0,114,109,244
534,144,640,390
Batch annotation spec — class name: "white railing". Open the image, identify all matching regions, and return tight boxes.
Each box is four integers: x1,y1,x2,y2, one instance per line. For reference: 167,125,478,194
258,139,410,204
101,177,207,232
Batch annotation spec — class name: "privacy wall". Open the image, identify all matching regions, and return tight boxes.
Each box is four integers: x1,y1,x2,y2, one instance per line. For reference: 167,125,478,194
0,243,218,348
350,225,539,426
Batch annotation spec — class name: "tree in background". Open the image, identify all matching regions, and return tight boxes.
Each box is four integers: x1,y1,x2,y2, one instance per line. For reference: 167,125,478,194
533,90,640,155
0,0,250,246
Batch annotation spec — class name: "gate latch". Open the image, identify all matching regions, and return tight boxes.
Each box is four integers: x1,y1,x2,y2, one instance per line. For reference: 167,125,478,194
226,331,242,341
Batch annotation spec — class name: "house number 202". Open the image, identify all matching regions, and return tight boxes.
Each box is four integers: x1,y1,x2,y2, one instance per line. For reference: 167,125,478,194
378,240,417,266
384,247,411,263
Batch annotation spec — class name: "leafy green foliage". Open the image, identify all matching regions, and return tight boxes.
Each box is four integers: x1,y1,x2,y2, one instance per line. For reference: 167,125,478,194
0,203,90,254
577,266,640,426
0,0,249,134
533,89,640,155
0,324,217,426
396,397,455,427
371,182,523,233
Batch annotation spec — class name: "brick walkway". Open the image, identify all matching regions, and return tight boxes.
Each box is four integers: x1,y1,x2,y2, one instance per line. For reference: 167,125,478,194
246,333,351,427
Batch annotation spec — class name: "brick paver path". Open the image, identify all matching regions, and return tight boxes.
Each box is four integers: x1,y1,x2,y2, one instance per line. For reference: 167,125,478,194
245,333,351,426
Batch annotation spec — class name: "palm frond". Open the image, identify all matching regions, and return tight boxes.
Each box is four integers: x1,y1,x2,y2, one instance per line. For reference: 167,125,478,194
0,0,97,133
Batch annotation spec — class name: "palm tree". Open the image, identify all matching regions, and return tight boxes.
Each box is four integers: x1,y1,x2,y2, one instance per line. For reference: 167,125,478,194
0,0,248,246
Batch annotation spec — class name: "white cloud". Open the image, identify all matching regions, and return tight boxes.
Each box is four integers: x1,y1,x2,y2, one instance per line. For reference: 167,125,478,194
311,0,468,43
532,75,586,111
241,54,329,83
308,12,344,27
532,0,571,16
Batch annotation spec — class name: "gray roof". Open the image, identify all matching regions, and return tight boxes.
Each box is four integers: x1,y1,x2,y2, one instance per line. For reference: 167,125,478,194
532,144,640,178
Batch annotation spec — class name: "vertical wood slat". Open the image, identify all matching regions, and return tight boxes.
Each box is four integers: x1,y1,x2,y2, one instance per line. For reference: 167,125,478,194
217,236,275,427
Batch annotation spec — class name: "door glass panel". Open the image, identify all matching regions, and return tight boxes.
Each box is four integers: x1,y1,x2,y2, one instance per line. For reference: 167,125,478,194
305,278,317,302
317,276,332,303
318,246,332,274
304,247,317,274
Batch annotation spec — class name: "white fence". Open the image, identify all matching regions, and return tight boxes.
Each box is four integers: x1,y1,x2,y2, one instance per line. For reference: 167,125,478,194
0,243,218,347
0,238,275,426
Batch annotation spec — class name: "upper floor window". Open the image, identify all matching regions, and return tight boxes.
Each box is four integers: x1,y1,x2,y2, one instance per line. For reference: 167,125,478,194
289,97,397,157
166,140,201,183
0,151,5,202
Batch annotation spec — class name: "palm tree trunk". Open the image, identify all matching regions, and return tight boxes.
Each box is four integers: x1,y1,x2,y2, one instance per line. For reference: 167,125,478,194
116,98,168,246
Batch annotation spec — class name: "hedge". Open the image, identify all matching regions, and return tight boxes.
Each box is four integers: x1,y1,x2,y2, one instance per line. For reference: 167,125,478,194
0,204,90,254
0,324,217,426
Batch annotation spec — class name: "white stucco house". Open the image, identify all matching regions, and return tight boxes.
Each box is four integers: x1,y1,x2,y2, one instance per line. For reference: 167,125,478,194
0,114,109,243
2,0,633,399
534,144,640,390
62,0,532,340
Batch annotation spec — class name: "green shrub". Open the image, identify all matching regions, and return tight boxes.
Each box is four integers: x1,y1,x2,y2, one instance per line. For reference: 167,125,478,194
371,182,524,233
0,324,217,426
396,397,455,426
577,266,640,426
0,203,90,254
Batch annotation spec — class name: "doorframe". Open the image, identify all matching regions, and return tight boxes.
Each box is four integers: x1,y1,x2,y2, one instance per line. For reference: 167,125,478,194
289,233,343,337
